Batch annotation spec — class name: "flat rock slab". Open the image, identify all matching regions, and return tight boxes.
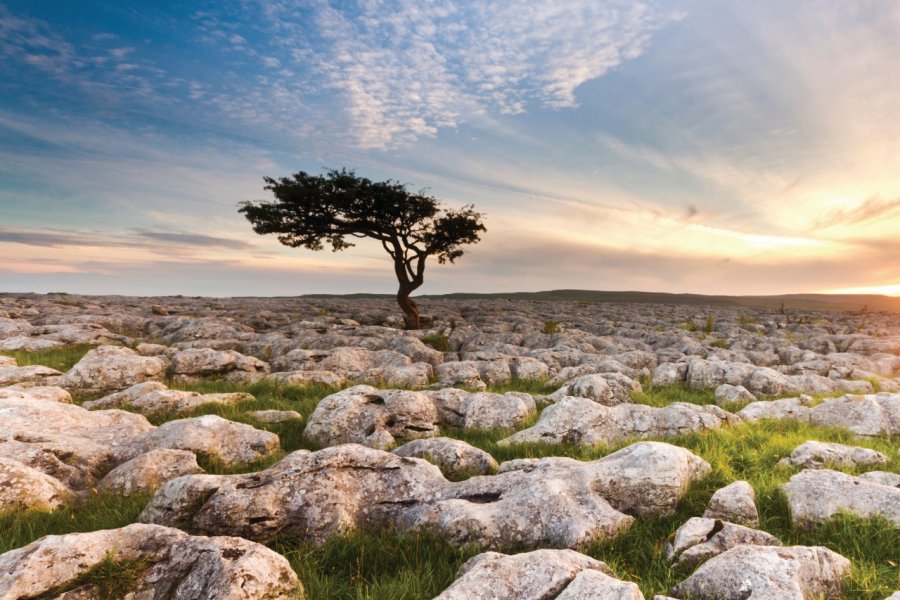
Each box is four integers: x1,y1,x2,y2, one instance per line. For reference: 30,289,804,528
0,384,72,404
499,396,737,446
0,523,302,599
777,440,889,469
782,469,900,528
0,365,63,387
84,381,254,417
140,441,709,551
433,549,643,600
671,545,851,600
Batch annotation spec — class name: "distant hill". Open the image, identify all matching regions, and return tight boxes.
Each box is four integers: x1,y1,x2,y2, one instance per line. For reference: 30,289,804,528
301,289,900,313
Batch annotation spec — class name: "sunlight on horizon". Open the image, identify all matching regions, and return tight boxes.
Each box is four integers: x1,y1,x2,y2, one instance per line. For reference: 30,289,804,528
822,283,900,297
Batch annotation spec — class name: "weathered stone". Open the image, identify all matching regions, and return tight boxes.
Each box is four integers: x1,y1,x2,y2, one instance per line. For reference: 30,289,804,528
652,362,688,387
168,347,270,383
777,441,889,469
142,442,709,550
782,469,900,527
141,445,444,544
85,381,254,417
671,545,851,600
433,549,642,600
266,369,346,387
0,364,63,387
124,415,280,467
549,373,641,406
714,384,756,406
434,360,486,390
703,480,759,527
305,385,439,449
0,384,72,404
61,345,167,392
0,523,302,599
665,517,782,567
737,397,812,423
429,388,536,430
499,397,737,446
97,449,204,495
248,409,304,423
809,393,900,436
0,457,74,512
393,437,498,477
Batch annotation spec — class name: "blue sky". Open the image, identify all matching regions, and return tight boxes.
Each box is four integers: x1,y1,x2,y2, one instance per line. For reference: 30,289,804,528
2,0,899,296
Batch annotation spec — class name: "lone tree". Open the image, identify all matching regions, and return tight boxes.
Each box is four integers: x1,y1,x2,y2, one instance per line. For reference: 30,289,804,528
239,169,486,330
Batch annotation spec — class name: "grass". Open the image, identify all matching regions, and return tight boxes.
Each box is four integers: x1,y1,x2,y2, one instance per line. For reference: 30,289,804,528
420,334,449,352
1,372,897,599
0,343,96,372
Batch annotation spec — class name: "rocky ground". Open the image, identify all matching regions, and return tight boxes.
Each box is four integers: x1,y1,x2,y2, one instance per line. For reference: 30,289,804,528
0,292,897,600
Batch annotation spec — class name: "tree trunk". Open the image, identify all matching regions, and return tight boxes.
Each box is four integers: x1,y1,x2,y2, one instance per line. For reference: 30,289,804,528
397,285,420,330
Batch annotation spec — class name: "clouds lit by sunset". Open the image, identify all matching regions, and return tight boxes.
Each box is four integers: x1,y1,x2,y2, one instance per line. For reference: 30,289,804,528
1,1,899,296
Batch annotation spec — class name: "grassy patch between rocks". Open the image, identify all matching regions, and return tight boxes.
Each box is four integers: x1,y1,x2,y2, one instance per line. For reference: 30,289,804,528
0,493,151,555
632,382,717,407
0,343,96,372
2,378,898,599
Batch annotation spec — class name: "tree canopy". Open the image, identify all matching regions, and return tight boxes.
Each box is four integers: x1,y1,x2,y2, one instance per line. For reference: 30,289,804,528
239,168,485,329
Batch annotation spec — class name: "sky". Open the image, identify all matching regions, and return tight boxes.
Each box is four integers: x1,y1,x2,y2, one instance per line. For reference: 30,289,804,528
1,0,899,297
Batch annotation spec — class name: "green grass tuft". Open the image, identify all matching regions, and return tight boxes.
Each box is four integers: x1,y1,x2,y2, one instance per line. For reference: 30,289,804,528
420,334,449,352
0,343,96,372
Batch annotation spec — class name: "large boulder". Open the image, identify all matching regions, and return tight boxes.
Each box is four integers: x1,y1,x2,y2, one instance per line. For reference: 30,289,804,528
61,345,167,392
168,347,270,384
403,442,710,549
808,393,900,436
141,442,709,550
782,469,900,528
499,397,737,446
428,388,536,430
304,385,439,449
140,445,445,544
0,523,302,599
433,549,643,600
671,545,851,599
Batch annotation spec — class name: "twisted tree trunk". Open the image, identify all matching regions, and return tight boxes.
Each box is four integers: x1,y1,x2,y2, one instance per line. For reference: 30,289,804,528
397,284,420,330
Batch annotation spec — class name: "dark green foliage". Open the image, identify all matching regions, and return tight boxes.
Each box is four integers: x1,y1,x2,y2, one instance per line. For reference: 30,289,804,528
239,169,485,329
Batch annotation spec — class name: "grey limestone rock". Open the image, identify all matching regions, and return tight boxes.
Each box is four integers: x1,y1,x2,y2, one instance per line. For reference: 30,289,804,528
671,545,851,600
0,523,302,599
703,480,759,527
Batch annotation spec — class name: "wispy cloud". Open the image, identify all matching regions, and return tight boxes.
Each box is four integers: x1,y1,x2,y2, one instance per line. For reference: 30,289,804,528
0,227,255,251
231,0,681,148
